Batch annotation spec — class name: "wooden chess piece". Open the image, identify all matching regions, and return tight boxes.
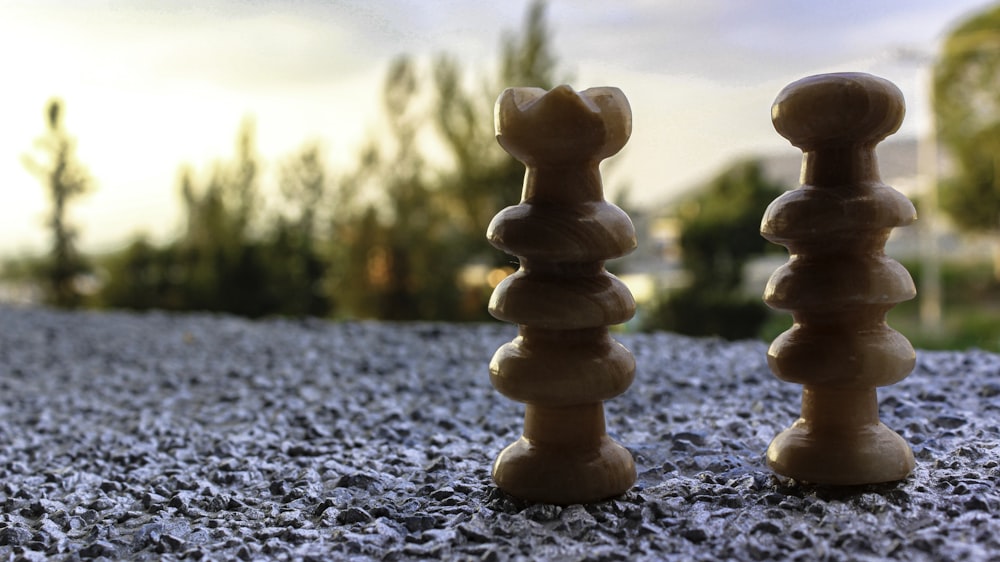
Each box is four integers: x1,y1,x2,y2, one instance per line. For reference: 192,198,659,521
762,72,917,484
486,85,637,504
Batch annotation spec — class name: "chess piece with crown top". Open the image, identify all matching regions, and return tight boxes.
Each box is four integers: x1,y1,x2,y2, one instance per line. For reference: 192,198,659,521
486,85,638,504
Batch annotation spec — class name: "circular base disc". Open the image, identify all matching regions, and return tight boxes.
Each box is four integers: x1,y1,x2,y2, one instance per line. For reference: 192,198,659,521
492,436,636,505
767,421,914,485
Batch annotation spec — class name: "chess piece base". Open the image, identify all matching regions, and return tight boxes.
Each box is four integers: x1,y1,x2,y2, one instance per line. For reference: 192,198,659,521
492,435,636,505
766,420,915,485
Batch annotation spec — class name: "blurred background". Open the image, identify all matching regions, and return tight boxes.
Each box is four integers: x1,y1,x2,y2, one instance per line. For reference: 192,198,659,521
4,0,1000,350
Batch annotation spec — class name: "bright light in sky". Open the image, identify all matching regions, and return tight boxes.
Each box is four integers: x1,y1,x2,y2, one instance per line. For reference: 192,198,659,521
0,0,995,256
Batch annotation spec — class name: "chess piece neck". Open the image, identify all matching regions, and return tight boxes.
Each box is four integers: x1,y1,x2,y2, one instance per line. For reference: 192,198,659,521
801,386,880,430
523,164,604,204
523,404,607,448
801,146,881,188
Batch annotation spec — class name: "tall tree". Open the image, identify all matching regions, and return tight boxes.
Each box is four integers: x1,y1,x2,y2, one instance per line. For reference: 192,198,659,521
169,119,268,315
23,99,93,308
267,142,336,316
334,0,567,320
99,0,572,321
432,0,563,252
341,56,461,320
934,4,1000,273
99,120,275,315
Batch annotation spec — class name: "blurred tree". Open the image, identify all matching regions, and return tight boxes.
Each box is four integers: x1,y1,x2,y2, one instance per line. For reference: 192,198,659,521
426,0,566,318
432,0,563,257
99,235,180,310
934,4,1000,275
23,99,93,308
642,160,785,339
341,57,462,320
175,119,269,316
100,120,274,316
100,0,573,321
265,142,336,316
334,2,565,321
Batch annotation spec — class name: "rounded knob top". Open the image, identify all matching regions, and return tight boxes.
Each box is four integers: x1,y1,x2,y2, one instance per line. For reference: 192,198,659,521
771,72,904,150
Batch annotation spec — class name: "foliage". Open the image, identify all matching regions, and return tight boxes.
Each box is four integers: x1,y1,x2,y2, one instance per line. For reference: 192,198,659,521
641,160,786,339
934,4,1000,234
97,0,563,321
432,0,563,247
267,143,336,317
23,99,93,308
339,56,462,320
100,123,343,318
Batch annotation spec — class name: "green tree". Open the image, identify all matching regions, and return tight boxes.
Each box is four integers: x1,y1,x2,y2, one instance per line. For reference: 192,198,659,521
642,160,785,339
23,99,93,308
426,0,566,318
99,0,571,321
265,142,336,316
340,57,462,320
99,119,272,316
432,0,563,257
335,2,566,321
934,4,1000,274
174,119,268,315
99,235,181,310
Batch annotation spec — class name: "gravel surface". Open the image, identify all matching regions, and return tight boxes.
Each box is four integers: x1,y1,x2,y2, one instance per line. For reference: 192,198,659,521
0,305,998,561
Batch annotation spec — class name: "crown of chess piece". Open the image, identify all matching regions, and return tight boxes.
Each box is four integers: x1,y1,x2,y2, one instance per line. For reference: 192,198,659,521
761,72,917,485
486,85,638,504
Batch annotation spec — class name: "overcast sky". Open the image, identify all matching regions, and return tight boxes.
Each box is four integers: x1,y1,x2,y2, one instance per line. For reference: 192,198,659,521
1,0,995,255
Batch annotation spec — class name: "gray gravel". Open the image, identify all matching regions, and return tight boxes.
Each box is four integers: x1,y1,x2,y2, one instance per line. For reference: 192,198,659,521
0,306,998,561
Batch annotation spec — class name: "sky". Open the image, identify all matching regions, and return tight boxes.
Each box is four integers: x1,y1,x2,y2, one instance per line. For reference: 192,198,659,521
1,0,996,256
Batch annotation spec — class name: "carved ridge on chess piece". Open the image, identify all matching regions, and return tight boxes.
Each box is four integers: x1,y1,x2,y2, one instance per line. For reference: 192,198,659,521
762,72,917,485
487,85,637,504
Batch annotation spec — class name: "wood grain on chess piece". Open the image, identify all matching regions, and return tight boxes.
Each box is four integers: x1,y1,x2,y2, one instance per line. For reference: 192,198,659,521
487,85,637,504
762,72,917,485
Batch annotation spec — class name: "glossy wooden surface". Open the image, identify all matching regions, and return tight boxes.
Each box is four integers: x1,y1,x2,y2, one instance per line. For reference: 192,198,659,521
762,73,917,485
487,85,637,504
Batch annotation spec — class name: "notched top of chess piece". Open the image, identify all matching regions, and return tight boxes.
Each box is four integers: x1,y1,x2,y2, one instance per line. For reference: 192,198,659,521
488,85,636,270
495,85,631,204
486,84,637,504
496,85,631,164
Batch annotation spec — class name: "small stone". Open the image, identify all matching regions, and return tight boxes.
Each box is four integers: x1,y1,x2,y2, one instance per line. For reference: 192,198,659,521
87,498,115,511
79,540,119,558
673,431,708,447
430,487,455,501
336,474,378,490
934,415,967,429
403,515,437,533
160,534,186,552
0,525,32,546
336,507,372,525
457,523,492,543
682,528,708,544
964,496,990,511
142,492,168,510
168,495,189,512
751,521,782,535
